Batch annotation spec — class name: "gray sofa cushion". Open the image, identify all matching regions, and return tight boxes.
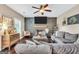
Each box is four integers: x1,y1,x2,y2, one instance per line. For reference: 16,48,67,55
52,31,78,44
64,32,78,43
55,31,64,38
74,35,79,44
53,37,65,44
14,44,52,54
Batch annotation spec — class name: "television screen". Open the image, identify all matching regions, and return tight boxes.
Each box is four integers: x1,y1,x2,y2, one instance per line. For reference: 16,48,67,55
34,17,47,24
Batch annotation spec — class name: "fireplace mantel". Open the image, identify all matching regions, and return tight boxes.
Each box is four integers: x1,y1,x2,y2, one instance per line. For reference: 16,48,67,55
33,24,47,30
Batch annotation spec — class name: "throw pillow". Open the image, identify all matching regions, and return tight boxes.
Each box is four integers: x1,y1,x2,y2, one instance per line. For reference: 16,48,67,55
55,31,65,38
64,32,78,43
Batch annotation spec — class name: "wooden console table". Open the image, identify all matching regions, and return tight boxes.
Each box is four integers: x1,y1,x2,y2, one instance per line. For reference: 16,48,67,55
0,33,20,51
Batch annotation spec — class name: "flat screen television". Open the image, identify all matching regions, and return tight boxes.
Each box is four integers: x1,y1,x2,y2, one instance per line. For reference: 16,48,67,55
34,17,47,24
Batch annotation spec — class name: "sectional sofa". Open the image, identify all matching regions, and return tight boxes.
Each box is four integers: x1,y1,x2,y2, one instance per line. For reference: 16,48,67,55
14,31,79,54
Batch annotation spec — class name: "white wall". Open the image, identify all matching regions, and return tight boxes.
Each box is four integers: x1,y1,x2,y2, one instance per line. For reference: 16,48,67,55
57,5,79,34
0,4,24,36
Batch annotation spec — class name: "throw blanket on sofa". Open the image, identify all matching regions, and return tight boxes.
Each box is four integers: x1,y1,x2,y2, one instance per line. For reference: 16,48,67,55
52,44,79,54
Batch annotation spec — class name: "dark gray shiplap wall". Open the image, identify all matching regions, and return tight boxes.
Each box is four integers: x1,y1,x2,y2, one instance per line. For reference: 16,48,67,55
24,17,57,34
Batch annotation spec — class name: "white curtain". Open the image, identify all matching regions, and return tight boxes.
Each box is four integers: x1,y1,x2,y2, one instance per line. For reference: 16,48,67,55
14,18,21,37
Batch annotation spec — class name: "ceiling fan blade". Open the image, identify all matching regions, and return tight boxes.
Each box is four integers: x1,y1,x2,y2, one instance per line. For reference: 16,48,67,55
45,9,52,12
32,6,40,9
44,4,48,8
40,5,43,9
33,10,39,14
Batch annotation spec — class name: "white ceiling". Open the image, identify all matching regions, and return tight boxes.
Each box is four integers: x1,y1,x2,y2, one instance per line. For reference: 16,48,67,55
6,4,77,17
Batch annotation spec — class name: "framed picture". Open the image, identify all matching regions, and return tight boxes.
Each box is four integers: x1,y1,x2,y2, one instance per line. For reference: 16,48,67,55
67,14,79,25
3,16,14,26
0,15,3,23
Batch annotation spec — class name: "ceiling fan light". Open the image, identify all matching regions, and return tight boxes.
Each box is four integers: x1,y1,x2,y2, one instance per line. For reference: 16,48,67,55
40,10,44,13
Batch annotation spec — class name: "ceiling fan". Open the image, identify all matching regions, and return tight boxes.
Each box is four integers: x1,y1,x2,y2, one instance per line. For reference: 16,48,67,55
32,4,52,15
